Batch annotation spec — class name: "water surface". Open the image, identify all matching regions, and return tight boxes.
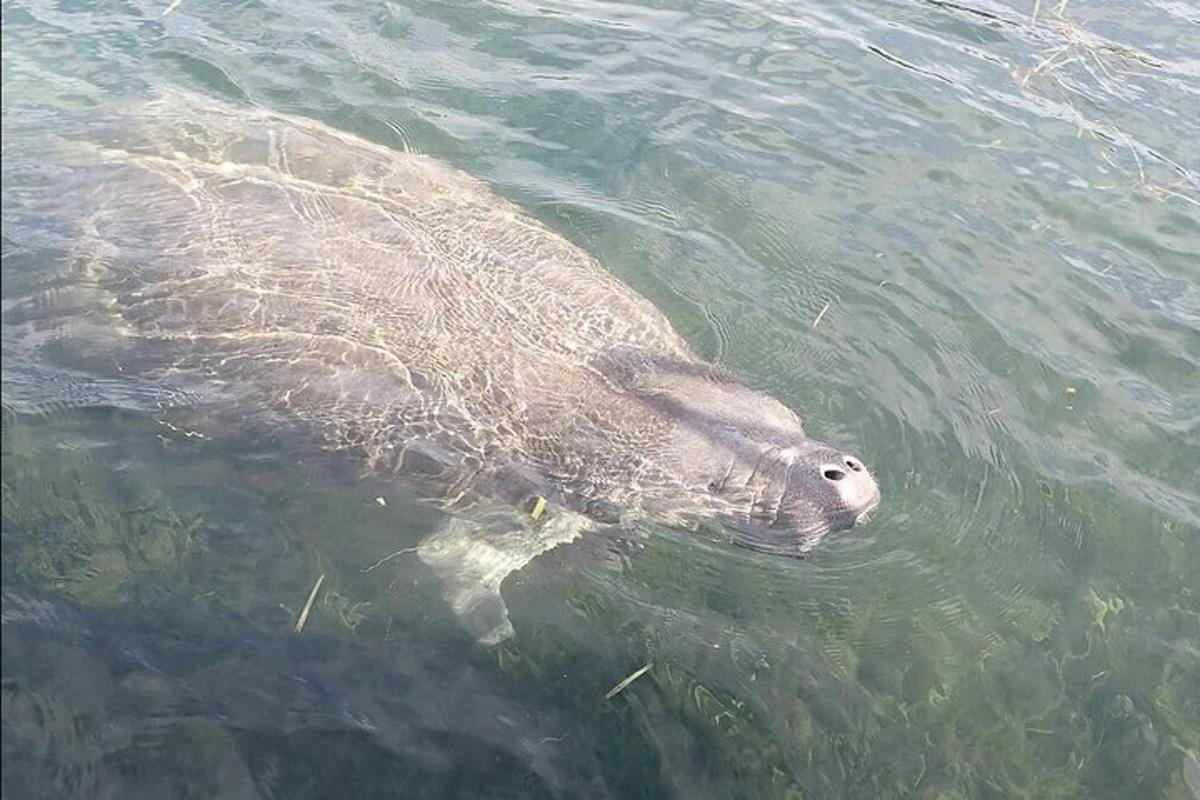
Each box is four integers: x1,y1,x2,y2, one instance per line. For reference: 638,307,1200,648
2,0,1198,797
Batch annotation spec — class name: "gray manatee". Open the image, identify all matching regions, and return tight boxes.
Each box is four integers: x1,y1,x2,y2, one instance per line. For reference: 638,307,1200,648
1,93,879,643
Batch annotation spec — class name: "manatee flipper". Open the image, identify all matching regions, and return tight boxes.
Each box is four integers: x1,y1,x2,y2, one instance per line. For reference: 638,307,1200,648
418,512,592,645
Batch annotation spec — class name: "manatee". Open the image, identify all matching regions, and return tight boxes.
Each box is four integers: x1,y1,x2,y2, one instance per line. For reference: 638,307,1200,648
1,93,879,643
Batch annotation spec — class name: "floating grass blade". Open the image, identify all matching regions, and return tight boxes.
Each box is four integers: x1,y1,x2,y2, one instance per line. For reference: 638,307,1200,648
294,573,326,634
605,662,653,700
530,495,548,521
811,301,831,329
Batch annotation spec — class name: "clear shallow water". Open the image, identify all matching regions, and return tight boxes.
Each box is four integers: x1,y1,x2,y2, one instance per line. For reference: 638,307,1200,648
2,0,1198,797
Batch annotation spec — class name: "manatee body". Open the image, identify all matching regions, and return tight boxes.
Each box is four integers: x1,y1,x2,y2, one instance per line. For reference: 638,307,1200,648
2,95,879,636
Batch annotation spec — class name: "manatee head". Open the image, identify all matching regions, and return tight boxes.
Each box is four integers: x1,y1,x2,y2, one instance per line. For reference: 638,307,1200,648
697,437,881,556
617,354,880,556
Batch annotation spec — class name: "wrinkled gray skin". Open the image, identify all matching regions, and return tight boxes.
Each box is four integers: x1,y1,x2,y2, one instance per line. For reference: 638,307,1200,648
593,350,880,554
1,95,879,557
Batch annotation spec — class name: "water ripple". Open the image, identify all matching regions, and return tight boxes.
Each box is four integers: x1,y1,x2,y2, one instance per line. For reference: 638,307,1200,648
3,0,1198,795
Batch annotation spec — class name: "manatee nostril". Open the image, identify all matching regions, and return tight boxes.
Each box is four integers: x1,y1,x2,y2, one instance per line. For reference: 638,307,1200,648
844,456,863,472
822,467,846,482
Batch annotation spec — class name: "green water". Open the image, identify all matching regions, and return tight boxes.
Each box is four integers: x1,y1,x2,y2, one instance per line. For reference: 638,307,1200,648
2,0,1198,797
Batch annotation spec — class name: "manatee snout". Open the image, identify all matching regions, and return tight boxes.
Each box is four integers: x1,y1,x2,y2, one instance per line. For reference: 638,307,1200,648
720,443,881,557
816,450,880,527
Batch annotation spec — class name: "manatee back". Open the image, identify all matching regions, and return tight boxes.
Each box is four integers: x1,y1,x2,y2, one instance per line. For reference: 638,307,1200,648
2,94,693,493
